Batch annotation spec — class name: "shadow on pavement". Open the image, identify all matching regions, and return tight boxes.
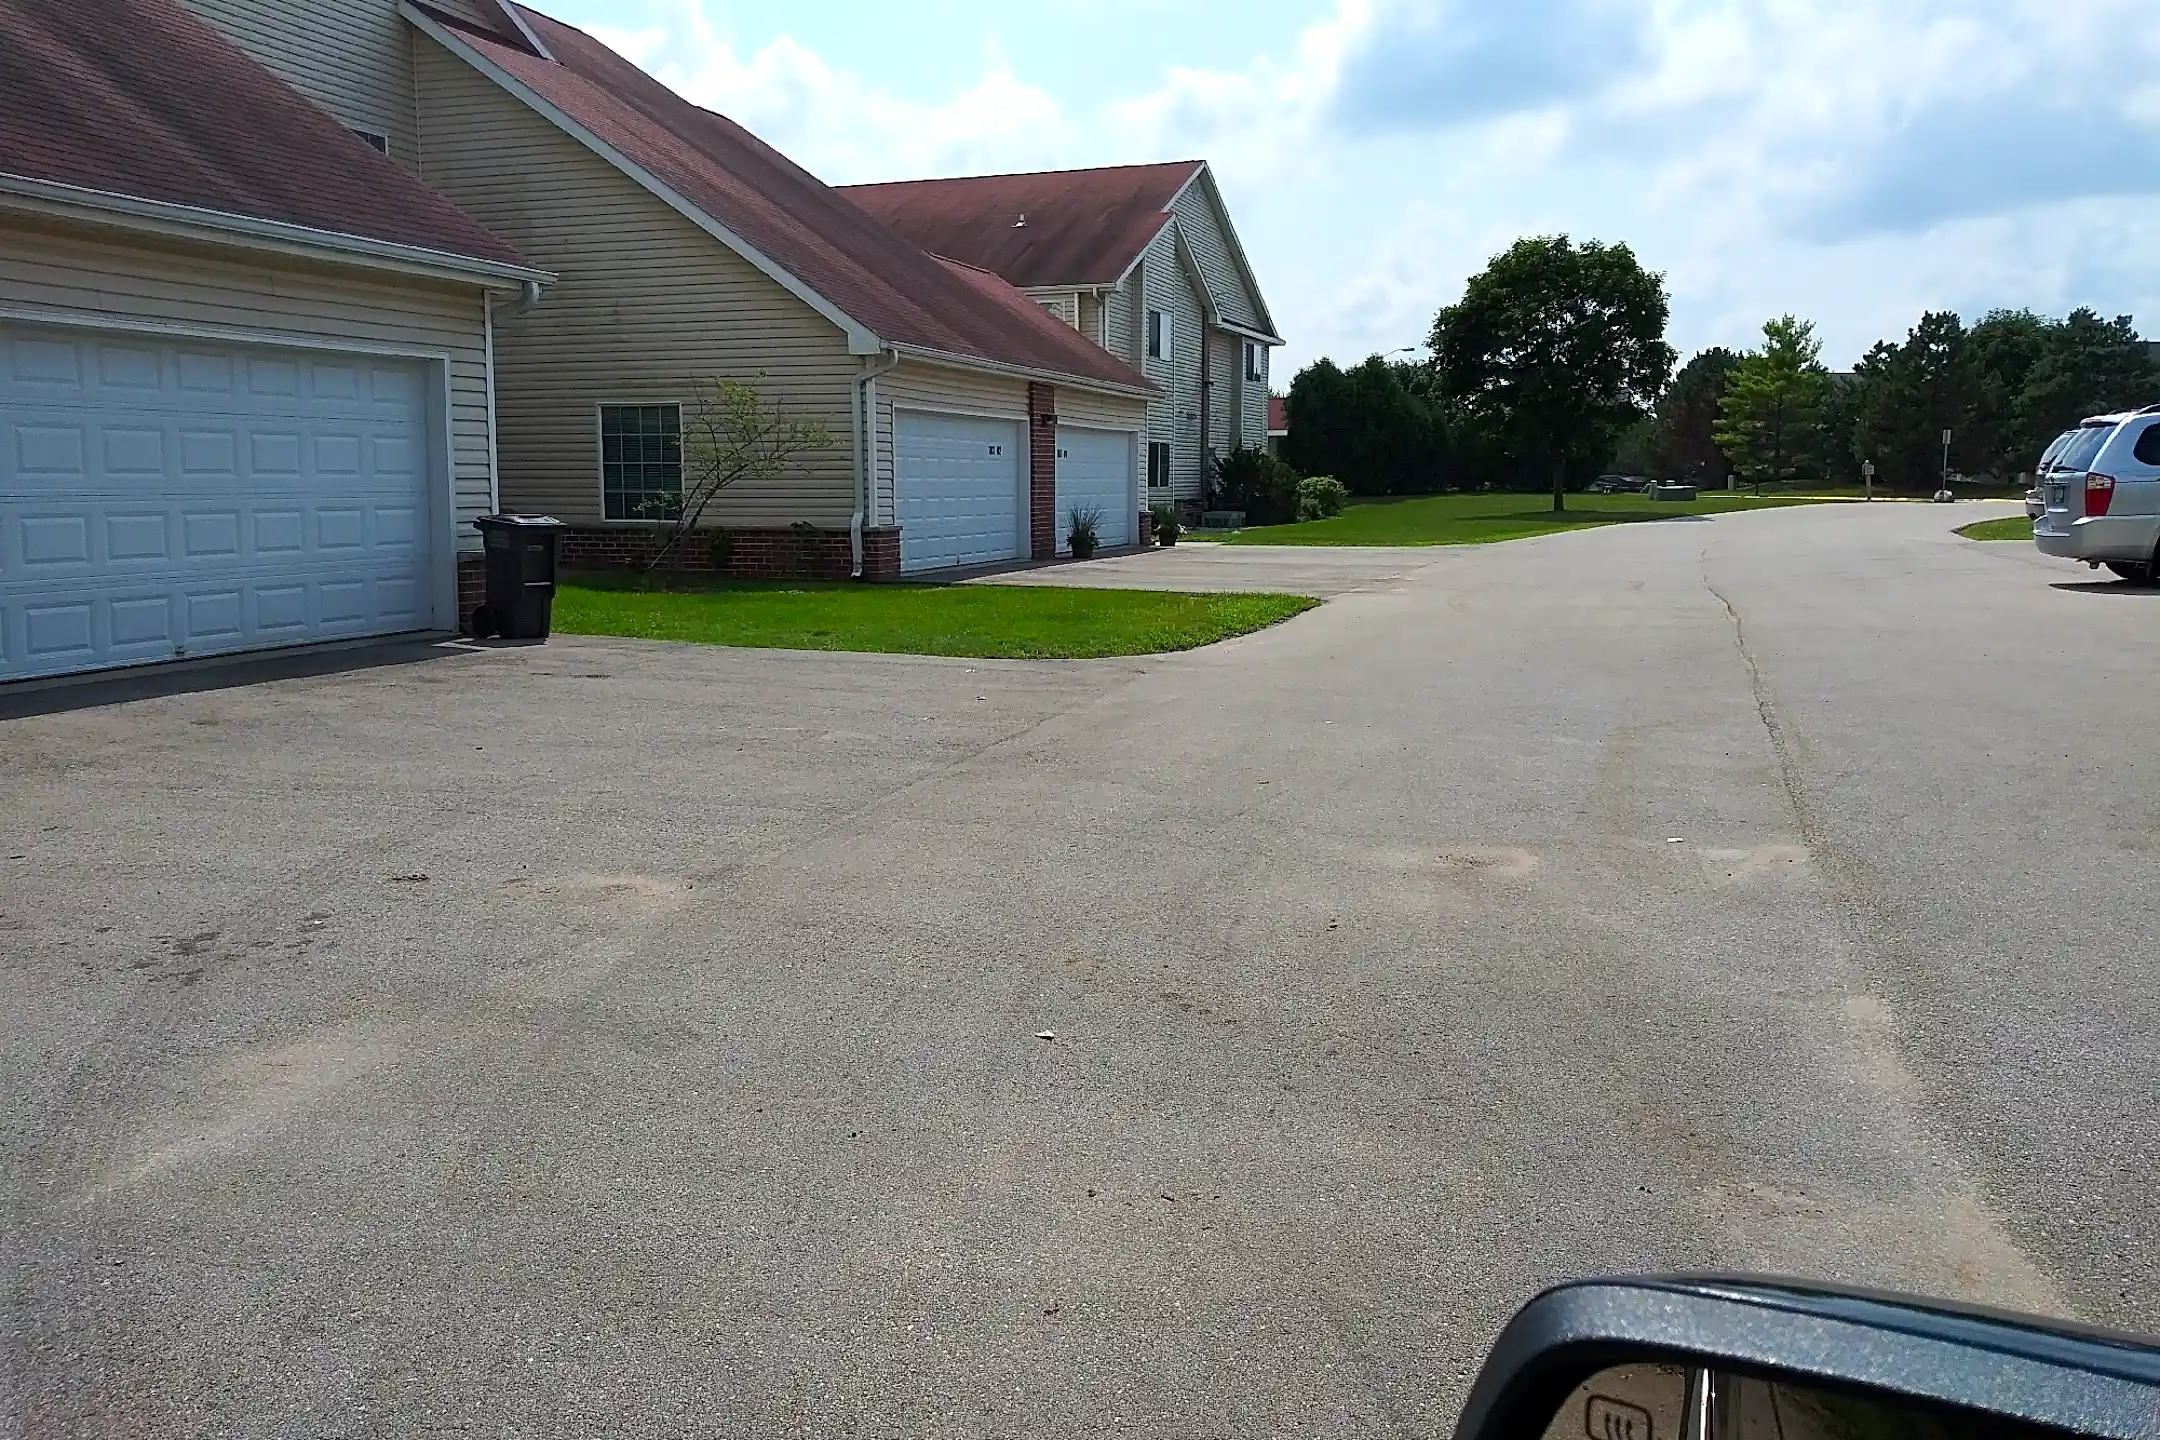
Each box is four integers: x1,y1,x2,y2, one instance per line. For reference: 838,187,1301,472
2049,580,2160,596
0,635,485,722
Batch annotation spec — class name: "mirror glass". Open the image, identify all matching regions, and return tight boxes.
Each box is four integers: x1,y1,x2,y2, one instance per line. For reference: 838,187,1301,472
1549,1365,2074,1440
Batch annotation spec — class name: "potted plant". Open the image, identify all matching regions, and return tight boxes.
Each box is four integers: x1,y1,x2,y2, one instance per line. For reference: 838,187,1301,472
1152,504,1180,547
1067,505,1103,560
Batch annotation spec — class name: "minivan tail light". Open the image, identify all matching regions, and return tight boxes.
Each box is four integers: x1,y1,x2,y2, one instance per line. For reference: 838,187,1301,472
2085,473,2117,517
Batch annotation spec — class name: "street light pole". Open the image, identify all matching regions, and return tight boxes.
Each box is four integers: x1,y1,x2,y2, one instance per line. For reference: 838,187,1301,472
1941,429,1953,494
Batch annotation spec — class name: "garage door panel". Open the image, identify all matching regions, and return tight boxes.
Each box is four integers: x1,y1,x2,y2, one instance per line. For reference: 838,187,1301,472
896,412,1023,574
0,323,439,682
1054,427,1135,552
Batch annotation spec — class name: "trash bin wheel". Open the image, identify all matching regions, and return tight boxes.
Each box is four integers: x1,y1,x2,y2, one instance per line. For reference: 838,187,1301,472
469,604,497,640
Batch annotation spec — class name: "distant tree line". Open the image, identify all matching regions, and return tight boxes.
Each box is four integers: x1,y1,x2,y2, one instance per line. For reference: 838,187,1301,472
1278,283,2158,497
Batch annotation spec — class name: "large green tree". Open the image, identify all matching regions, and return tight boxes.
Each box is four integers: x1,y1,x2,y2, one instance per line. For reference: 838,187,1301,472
2010,309,2160,469
1430,235,1674,512
1656,347,1742,485
1281,354,1448,495
1847,311,1983,489
1714,317,1831,492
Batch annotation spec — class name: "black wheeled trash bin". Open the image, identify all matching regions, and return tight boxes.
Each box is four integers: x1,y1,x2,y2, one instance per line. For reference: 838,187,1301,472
471,513,566,640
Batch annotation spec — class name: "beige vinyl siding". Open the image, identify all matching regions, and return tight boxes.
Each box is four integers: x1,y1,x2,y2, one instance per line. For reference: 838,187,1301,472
1138,233,1207,503
413,37,858,528
1169,177,1265,335
1054,386,1146,433
874,360,1027,529
182,0,418,165
1,213,496,547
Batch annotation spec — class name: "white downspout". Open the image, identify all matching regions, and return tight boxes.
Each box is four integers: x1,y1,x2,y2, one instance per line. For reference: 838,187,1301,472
851,348,901,577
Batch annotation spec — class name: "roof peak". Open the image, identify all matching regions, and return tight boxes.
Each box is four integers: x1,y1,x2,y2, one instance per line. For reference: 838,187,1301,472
842,159,1205,191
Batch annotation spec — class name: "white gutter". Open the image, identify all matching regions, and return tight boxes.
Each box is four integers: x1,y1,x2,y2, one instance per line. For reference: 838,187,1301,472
851,348,902,577
890,343,1155,400
0,172,554,290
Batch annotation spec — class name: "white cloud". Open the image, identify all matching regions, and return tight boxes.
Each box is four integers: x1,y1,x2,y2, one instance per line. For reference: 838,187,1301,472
566,0,2160,374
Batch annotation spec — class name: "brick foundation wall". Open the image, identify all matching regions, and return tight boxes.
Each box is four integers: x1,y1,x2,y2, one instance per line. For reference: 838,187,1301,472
551,526,900,582
457,553,486,635
1027,381,1056,560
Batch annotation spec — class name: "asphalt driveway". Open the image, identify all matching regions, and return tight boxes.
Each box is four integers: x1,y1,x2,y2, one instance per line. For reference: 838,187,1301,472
5,500,2154,1437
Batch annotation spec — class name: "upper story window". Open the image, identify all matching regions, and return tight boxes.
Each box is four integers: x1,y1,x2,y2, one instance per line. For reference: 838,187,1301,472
351,128,390,155
600,404,683,521
1147,309,1168,360
1148,441,1172,489
1244,342,1264,382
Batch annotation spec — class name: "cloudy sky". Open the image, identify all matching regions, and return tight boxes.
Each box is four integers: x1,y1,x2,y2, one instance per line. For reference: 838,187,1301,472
538,0,2160,377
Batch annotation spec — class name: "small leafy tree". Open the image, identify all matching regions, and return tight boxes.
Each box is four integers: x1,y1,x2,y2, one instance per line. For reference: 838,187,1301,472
1714,317,1831,493
646,375,833,578
1431,235,1674,512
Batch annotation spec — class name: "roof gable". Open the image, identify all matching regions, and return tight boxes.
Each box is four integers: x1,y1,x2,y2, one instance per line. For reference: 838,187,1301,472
412,4,1149,393
0,0,530,271
839,162,1202,290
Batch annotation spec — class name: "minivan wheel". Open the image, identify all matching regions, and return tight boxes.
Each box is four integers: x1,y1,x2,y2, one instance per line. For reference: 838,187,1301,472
2103,559,2157,585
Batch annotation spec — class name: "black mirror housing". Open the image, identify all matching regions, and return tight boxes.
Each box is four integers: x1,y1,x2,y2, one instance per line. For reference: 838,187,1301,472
1456,1277,2160,1440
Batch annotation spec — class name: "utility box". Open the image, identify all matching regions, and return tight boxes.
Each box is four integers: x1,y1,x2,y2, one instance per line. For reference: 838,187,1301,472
471,513,566,640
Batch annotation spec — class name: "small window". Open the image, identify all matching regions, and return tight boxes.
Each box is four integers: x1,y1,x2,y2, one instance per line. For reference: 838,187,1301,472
1148,441,1172,489
1147,309,1168,360
2135,421,2160,467
1244,342,1264,383
600,404,683,520
352,128,390,155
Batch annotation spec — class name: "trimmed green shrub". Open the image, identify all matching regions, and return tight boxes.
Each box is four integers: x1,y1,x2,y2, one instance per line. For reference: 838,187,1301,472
1210,446,1300,526
1296,475,1349,521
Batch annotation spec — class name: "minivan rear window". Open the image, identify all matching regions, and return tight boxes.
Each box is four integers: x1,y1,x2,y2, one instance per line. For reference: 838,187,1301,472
2052,424,2114,474
2135,422,2160,467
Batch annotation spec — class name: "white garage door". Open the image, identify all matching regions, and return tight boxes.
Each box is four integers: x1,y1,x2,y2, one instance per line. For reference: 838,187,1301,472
895,411,1024,574
1,324,437,682
1054,427,1135,552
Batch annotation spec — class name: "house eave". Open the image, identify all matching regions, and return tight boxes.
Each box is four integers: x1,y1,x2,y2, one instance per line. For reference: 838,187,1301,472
891,343,1156,400
0,172,554,289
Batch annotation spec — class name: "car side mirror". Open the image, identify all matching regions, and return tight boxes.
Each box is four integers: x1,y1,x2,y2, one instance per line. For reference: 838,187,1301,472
1455,1278,2160,1440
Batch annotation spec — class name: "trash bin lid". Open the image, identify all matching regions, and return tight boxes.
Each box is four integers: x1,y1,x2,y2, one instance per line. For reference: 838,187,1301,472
475,512,566,529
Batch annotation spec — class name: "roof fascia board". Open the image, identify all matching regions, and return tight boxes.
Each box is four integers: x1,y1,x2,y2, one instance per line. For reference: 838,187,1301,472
1109,214,1174,288
1167,218,1224,326
0,172,553,289
892,343,1154,400
402,2,883,354
1170,161,1280,340
489,0,555,59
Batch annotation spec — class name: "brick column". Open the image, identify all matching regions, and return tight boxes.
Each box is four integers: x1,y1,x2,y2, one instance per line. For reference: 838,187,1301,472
1027,381,1056,560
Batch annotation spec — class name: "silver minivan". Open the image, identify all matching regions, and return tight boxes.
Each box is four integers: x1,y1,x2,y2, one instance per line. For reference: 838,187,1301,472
2033,408,2160,582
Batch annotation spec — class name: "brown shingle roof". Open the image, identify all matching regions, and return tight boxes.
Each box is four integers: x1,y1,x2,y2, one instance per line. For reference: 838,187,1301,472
0,0,530,270
838,162,1204,290
429,6,1148,393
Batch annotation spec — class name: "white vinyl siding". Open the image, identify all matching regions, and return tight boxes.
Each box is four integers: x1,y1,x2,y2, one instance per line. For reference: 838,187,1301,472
1103,284,1138,367
0,214,496,548
1032,292,1079,329
1242,346,1269,452
1138,232,1207,504
1206,327,1239,459
1168,175,1267,336
412,37,857,529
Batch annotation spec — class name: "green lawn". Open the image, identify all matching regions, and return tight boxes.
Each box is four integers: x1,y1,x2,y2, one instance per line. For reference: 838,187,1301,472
1957,515,2035,541
1217,490,1856,547
551,575,1318,659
